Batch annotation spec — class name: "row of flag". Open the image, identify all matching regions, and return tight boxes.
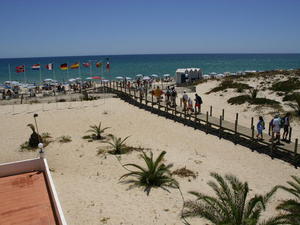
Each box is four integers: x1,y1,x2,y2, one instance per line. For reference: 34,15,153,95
15,59,110,73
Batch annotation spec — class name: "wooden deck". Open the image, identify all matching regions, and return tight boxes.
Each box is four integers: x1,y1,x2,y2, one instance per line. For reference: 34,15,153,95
100,82,300,167
0,171,58,225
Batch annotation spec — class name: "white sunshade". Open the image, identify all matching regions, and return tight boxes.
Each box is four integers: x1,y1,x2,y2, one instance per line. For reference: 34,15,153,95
151,74,158,77
116,76,124,80
136,74,143,77
102,79,109,82
143,76,151,80
44,78,53,82
163,74,170,77
68,78,76,82
86,77,92,80
210,72,217,75
76,77,82,80
125,77,132,80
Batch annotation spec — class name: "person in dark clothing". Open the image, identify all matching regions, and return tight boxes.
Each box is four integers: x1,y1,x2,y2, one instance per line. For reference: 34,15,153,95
194,93,202,114
282,112,291,141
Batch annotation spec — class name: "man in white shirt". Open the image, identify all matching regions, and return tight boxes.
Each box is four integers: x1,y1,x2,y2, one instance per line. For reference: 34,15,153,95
272,114,281,144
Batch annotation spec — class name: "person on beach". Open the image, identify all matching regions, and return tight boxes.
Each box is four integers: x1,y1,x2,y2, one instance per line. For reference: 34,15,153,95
256,116,265,140
182,91,188,111
271,114,281,144
171,87,177,107
282,112,291,141
187,97,194,113
165,86,171,105
152,86,163,103
194,93,202,114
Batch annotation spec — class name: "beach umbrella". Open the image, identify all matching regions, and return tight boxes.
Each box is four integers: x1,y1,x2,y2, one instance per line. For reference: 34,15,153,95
102,79,109,82
163,74,170,77
151,74,158,78
44,78,53,82
203,74,210,79
210,72,217,75
125,77,132,80
86,77,92,80
91,76,102,80
143,76,151,80
116,76,124,80
76,77,82,80
68,78,76,82
136,74,143,77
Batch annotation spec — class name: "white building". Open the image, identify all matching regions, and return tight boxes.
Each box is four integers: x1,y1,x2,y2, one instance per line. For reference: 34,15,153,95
175,68,203,84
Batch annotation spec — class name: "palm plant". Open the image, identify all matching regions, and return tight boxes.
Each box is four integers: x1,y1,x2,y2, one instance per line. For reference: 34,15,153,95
120,151,178,195
86,122,110,140
274,176,300,225
107,135,130,154
183,172,279,225
27,123,42,148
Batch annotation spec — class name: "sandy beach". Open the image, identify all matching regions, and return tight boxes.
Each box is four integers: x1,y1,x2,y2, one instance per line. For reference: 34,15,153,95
0,88,298,224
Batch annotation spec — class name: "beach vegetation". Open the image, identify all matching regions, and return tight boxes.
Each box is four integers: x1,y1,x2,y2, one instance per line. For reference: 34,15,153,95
228,94,280,106
172,167,197,179
183,172,278,225
283,93,298,102
20,131,52,151
58,135,72,143
274,176,300,225
270,78,300,93
120,151,178,195
206,80,252,94
86,122,110,140
27,123,42,148
106,135,130,155
57,98,66,102
287,94,300,116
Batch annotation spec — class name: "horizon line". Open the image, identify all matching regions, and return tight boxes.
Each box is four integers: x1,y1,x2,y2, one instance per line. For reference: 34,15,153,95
1,52,300,60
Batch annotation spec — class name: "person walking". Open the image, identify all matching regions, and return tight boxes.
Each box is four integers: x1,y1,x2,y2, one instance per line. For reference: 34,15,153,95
194,93,202,114
271,114,282,144
182,91,188,111
256,116,265,140
282,112,291,141
170,87,177,107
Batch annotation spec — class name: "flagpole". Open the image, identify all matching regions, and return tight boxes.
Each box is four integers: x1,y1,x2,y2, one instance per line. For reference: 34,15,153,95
8,64,11,82
24,64,26,83
39,62,42,84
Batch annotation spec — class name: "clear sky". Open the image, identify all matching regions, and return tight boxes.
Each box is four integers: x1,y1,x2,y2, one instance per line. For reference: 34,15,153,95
0,0,300,58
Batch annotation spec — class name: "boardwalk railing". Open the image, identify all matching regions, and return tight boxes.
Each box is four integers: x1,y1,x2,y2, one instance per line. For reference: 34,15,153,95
100,81,300,168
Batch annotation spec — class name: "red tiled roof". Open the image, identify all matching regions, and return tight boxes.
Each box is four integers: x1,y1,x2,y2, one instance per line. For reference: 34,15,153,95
0,171,58,225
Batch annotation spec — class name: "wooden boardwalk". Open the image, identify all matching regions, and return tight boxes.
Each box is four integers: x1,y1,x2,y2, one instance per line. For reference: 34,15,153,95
99,82,300,167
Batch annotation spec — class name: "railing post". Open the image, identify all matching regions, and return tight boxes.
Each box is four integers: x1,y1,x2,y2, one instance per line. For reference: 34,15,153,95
294,138,298,168
210,106,212,116
219,115,222,139
134,88,136,99
251,117,254,140
222,109,224,120
288,127,292,143
271,130,274,159
109,81,111,89
206,111,209,134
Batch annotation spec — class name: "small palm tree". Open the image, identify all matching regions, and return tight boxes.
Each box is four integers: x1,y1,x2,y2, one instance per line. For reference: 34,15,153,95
120,151,178,195
183,172,278,225
27,123,42,148
275,176,300,225
107,135,130,154
86,122,110,140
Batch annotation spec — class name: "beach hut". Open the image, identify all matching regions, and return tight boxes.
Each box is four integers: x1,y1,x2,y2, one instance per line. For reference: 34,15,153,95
175,68,202,84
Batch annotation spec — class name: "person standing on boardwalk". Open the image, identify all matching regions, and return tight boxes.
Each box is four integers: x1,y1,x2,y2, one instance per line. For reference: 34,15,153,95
182,91,188,111
256,116,265,140
271,114,282,144
282,112,291,141
194,93,202,114
152,86,163,103
170,87,177,107
187,97,194,113
165,86,171,105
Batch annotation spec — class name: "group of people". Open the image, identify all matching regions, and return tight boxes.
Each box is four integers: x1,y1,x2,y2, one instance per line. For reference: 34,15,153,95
256,112,291,144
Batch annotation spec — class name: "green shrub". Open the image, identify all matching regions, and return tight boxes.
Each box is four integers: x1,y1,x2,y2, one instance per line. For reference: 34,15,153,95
251,98,280,105
283,93,298,101
271,78,300,92
228,95,280,105
120,151,178,194
58,135,72,143
228,95,251,105
206,80,252,94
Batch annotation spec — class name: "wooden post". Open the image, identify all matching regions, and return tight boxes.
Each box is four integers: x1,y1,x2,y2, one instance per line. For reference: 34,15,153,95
222,109,224,120
134,88,136,99
271,130,274,159
236,113,239,123
251,117,254,140
234,118,238,145
140,90,142,104
294,138,298,167
288,127,292,143
174,105,177,115
151,93,154,107
210,106,212,116
158,99,161,110
206,111,209,134
219,115,222,139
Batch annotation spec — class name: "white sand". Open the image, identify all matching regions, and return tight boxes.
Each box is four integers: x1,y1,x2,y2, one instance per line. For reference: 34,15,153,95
0,96,298,225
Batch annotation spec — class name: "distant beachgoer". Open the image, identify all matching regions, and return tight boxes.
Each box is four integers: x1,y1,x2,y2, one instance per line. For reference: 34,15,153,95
165,86,171,105
187,97,194,113
194,93,202,114
282,112,291,141
256,116,265,140
171,87,177,107
182,91,188,111
152,86,163,103
272,114,282,144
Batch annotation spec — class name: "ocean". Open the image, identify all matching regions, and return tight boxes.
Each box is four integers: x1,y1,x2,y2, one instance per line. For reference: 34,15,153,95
0,54,300,83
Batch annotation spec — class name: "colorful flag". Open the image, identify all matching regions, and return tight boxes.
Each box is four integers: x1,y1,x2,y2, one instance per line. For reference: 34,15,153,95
106,58,110,72
96,62,102,68
31,64,41,70
82,62,90,67
60,63,68,70
70,62,80,69
16,65,25,73
46,63,53,70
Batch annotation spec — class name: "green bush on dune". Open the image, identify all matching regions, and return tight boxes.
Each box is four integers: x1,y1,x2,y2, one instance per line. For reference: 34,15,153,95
206,80,252,94
271,78,300,93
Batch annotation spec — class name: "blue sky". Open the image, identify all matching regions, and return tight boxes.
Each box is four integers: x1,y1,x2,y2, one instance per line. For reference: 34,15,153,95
0,0,300,58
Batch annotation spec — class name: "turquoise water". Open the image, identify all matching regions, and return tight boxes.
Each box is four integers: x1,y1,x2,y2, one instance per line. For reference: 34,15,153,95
0,54,300,83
